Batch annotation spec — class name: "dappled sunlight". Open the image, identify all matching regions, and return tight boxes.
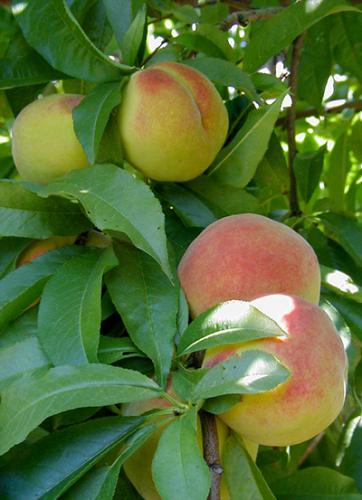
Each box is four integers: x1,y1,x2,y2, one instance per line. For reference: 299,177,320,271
305,0,324,13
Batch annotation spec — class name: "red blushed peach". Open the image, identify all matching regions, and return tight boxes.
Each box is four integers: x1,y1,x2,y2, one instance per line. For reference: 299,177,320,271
17,236,77,266
203,294,347,447
12,94,88,184
117,62,228,182
178,214,321,317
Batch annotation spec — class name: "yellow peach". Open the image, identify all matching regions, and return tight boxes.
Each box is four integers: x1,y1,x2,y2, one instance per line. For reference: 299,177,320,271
12,94,88,184
117,62,228,182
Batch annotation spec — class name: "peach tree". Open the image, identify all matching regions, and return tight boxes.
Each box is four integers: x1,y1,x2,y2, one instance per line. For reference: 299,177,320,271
0,0,362,499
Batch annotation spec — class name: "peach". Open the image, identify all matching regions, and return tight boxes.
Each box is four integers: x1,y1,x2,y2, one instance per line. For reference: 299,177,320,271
122,392,258,500
203,294,347,447
178,214,321,317
12,94,88,184
117,62,229,182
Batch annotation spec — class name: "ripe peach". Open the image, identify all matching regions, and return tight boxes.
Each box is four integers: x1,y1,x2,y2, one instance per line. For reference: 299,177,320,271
12,94,88,184
117,62,229,182
122,393,257,500
203,294,347,447
178,214,321,317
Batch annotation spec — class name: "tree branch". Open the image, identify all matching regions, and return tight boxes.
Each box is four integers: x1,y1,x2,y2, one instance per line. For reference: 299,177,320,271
220,7,283,29
201,411,223,500
287,34,304,216
277,100,362,126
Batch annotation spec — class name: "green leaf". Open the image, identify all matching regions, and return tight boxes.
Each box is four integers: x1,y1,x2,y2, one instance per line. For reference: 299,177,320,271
320,213,362,267
31,164,173,280
327,133,350,212
330,13,362,83
0,181,92,238
0,416,144,500
322,292,362,341
243,0,358,73
297,19,332,109
185,176,261,216
152,408,210,500
63,424,157,500
0,364,160,456
295,145,326,204
270,467,362,500
351,120,362,163
157,183,217,228
251,73,288,98
12,0,133,82
106,243,178,387
0,246,85,331
0,237,30,278
192,350,290,401
184,57,258,100
177,300,286,356
38,247,118,366
103,0,138,48
121,4,147,66
340,419,362,493
209,94,284,188
175,33,226,60
223,434,275,500
98,336,143,365
0,336,50,390
321,265,362,304
73,81,123,165
0,29,64,89
0,307,37,348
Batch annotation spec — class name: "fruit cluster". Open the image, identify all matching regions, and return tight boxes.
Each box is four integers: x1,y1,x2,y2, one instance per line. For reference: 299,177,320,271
11,62,347,500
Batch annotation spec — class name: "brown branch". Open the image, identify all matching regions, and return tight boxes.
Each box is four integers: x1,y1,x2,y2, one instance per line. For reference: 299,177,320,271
220,7,283,29
298,432,325,466
287,34,304,216
277,100,362,126
201,411,223,500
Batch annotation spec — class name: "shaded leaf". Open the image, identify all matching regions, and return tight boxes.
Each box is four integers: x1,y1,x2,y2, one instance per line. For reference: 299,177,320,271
0,416,143,500
0,364,160,455
106,243,178,387
295,145,325,204
38,247,118,366
73,81,123,165
121,4,147,66
320,213,362,267
327,132,350,212
210,94,284,188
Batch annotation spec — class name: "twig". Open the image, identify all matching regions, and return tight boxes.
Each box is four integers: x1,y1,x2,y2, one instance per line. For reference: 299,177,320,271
287,34,304,216
277,100,362,126
220,7,283,29
201,411,223,500
298,432,325,466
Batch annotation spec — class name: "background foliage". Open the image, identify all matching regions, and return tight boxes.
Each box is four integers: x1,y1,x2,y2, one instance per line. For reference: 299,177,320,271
0,0,362,498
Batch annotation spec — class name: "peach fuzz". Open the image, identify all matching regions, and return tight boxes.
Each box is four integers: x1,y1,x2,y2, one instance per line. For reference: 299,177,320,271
178,214,321,317
117,61,229,182
203,294,347,447
12,94,88,184
122,392,258,500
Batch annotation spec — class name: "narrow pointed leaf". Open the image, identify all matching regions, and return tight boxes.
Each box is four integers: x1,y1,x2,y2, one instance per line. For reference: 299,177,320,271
0,416,144,500
38,247,118,366
0,246,85,331
73,82,123,165
209,95,284,188
0,364,160,455
106,243,178,387
177,300,286,356
320,213,362,267
31,164,173,280
223,434,275,500
0,181,91,238
192,351,290,401
327,132,350,212
152,409,210,500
